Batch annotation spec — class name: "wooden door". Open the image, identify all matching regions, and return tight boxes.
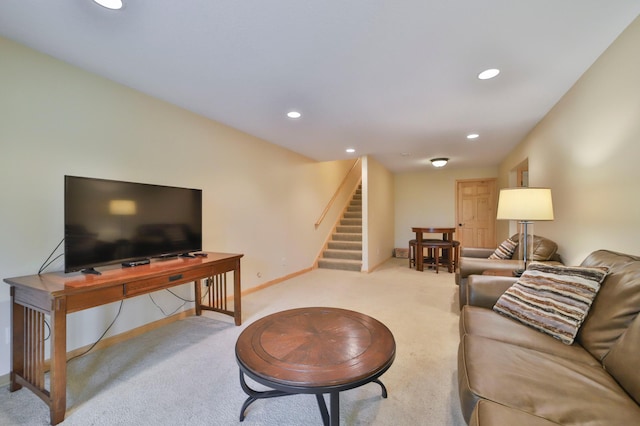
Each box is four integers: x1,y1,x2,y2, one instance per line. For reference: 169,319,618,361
456,179,497,248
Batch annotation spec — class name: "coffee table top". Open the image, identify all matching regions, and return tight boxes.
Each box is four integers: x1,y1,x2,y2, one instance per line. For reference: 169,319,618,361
236,307,395,392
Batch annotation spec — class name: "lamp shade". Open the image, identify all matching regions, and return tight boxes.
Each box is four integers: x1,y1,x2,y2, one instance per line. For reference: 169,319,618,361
496,187,554,221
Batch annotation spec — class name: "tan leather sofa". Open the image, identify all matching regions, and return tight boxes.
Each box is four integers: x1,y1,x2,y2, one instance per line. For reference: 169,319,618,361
456,234,561,308
458,250,640,425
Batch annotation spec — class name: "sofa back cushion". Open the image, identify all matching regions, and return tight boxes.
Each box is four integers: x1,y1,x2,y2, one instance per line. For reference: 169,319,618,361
577,250,640,361
510,234,558,261
603,313,640,405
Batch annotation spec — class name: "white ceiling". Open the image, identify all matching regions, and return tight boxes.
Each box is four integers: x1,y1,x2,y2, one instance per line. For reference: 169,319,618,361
1,1,639,173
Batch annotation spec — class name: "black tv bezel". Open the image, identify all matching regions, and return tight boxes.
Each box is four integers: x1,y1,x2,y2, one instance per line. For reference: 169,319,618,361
64,175,203,273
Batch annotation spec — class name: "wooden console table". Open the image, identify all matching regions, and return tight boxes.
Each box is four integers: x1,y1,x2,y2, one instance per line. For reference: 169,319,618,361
3,252,243,425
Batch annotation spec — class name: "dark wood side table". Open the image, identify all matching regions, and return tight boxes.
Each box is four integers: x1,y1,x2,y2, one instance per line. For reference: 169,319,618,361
235,307,396,426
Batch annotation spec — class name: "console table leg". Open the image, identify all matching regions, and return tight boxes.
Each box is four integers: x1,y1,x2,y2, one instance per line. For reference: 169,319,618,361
233,261,242,325
49,297,67,425
9,288,24,392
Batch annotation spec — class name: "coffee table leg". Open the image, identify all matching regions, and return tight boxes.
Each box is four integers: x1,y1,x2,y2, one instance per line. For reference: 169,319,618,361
330,392,340,426
238,370,289,421
315,394,329,426
373,379,388,398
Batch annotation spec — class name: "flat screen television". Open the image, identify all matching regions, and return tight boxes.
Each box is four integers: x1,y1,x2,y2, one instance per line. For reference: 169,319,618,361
64,176,202,273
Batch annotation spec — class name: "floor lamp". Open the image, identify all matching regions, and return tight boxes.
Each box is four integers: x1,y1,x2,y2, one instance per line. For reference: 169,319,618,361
496,187,554,275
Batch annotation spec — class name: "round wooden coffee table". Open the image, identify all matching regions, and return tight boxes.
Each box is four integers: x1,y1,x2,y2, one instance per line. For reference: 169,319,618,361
235,307,396,426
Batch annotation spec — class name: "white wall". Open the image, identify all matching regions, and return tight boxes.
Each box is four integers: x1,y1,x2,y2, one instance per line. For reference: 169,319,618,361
394,167,498,249
0,37,354,375
362,156,395,271
498,16,640,265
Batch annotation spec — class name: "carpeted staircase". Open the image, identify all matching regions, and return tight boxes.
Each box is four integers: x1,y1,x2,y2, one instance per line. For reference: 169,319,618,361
318,185,362,271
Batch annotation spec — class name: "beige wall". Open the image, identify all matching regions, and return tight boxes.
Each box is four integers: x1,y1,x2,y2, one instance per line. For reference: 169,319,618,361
0,37,354,375
362,156,395,271
394,167,498,249
498,16,640,265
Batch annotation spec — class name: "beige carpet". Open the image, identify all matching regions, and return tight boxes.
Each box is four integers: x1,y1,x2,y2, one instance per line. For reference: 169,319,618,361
0,258,467,426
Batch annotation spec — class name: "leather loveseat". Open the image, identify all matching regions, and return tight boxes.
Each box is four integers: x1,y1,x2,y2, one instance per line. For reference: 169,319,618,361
457,250,640,425
456,234,561,308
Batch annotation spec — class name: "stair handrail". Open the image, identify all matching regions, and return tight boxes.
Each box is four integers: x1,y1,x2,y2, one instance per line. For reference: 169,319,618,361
315,158,361,228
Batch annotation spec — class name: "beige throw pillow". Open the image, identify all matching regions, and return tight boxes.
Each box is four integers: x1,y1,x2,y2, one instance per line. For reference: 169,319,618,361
488,238,517,260
493,263,608,344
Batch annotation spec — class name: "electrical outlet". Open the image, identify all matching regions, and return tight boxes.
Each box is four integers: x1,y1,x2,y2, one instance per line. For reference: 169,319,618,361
204,278,211,287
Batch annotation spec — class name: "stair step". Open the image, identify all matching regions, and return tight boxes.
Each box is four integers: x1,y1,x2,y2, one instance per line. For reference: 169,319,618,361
323,249,362,260
336,225,361,233
340,218,362,226
318,258,362,272
328,240,362,250
333,232,362,241
343,211,361,219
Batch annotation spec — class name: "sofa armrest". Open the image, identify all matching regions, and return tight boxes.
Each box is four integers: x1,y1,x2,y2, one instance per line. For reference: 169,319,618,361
460,247,495,258
467,275,517,309
459,257,522,279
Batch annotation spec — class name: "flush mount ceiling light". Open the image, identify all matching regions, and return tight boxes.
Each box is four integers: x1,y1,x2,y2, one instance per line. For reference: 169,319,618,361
467,133,479,140
93,0,123,10
478,68,500,80
286,111,301,119
346,148,356,153
430,158,448,168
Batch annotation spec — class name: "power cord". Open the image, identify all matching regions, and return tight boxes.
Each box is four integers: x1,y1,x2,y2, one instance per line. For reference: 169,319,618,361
67,300,124,362
148,293,188,317
150,283,212,316
39,238,64,274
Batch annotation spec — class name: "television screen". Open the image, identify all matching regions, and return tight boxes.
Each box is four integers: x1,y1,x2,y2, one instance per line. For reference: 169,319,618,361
64,176,202,273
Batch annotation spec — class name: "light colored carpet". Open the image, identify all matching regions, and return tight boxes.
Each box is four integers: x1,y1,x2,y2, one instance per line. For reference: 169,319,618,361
0,258,467,426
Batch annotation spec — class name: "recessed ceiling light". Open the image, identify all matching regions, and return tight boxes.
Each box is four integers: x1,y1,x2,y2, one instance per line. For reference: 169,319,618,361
93,0,123,10
478,68,500,80
287,111,301,119
467,133,479,140
346,148,356,153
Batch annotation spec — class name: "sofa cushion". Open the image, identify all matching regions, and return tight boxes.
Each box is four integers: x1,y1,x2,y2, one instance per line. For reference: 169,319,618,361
603,313,640,405
510,234,558,261
458,334,640,425
470,400,562,426
493,263,608,344
460,306,600,367
577,250,640,361
488,238,517,260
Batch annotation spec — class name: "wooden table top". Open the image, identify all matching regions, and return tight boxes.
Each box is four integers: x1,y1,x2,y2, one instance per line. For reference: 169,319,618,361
235,307,395,390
